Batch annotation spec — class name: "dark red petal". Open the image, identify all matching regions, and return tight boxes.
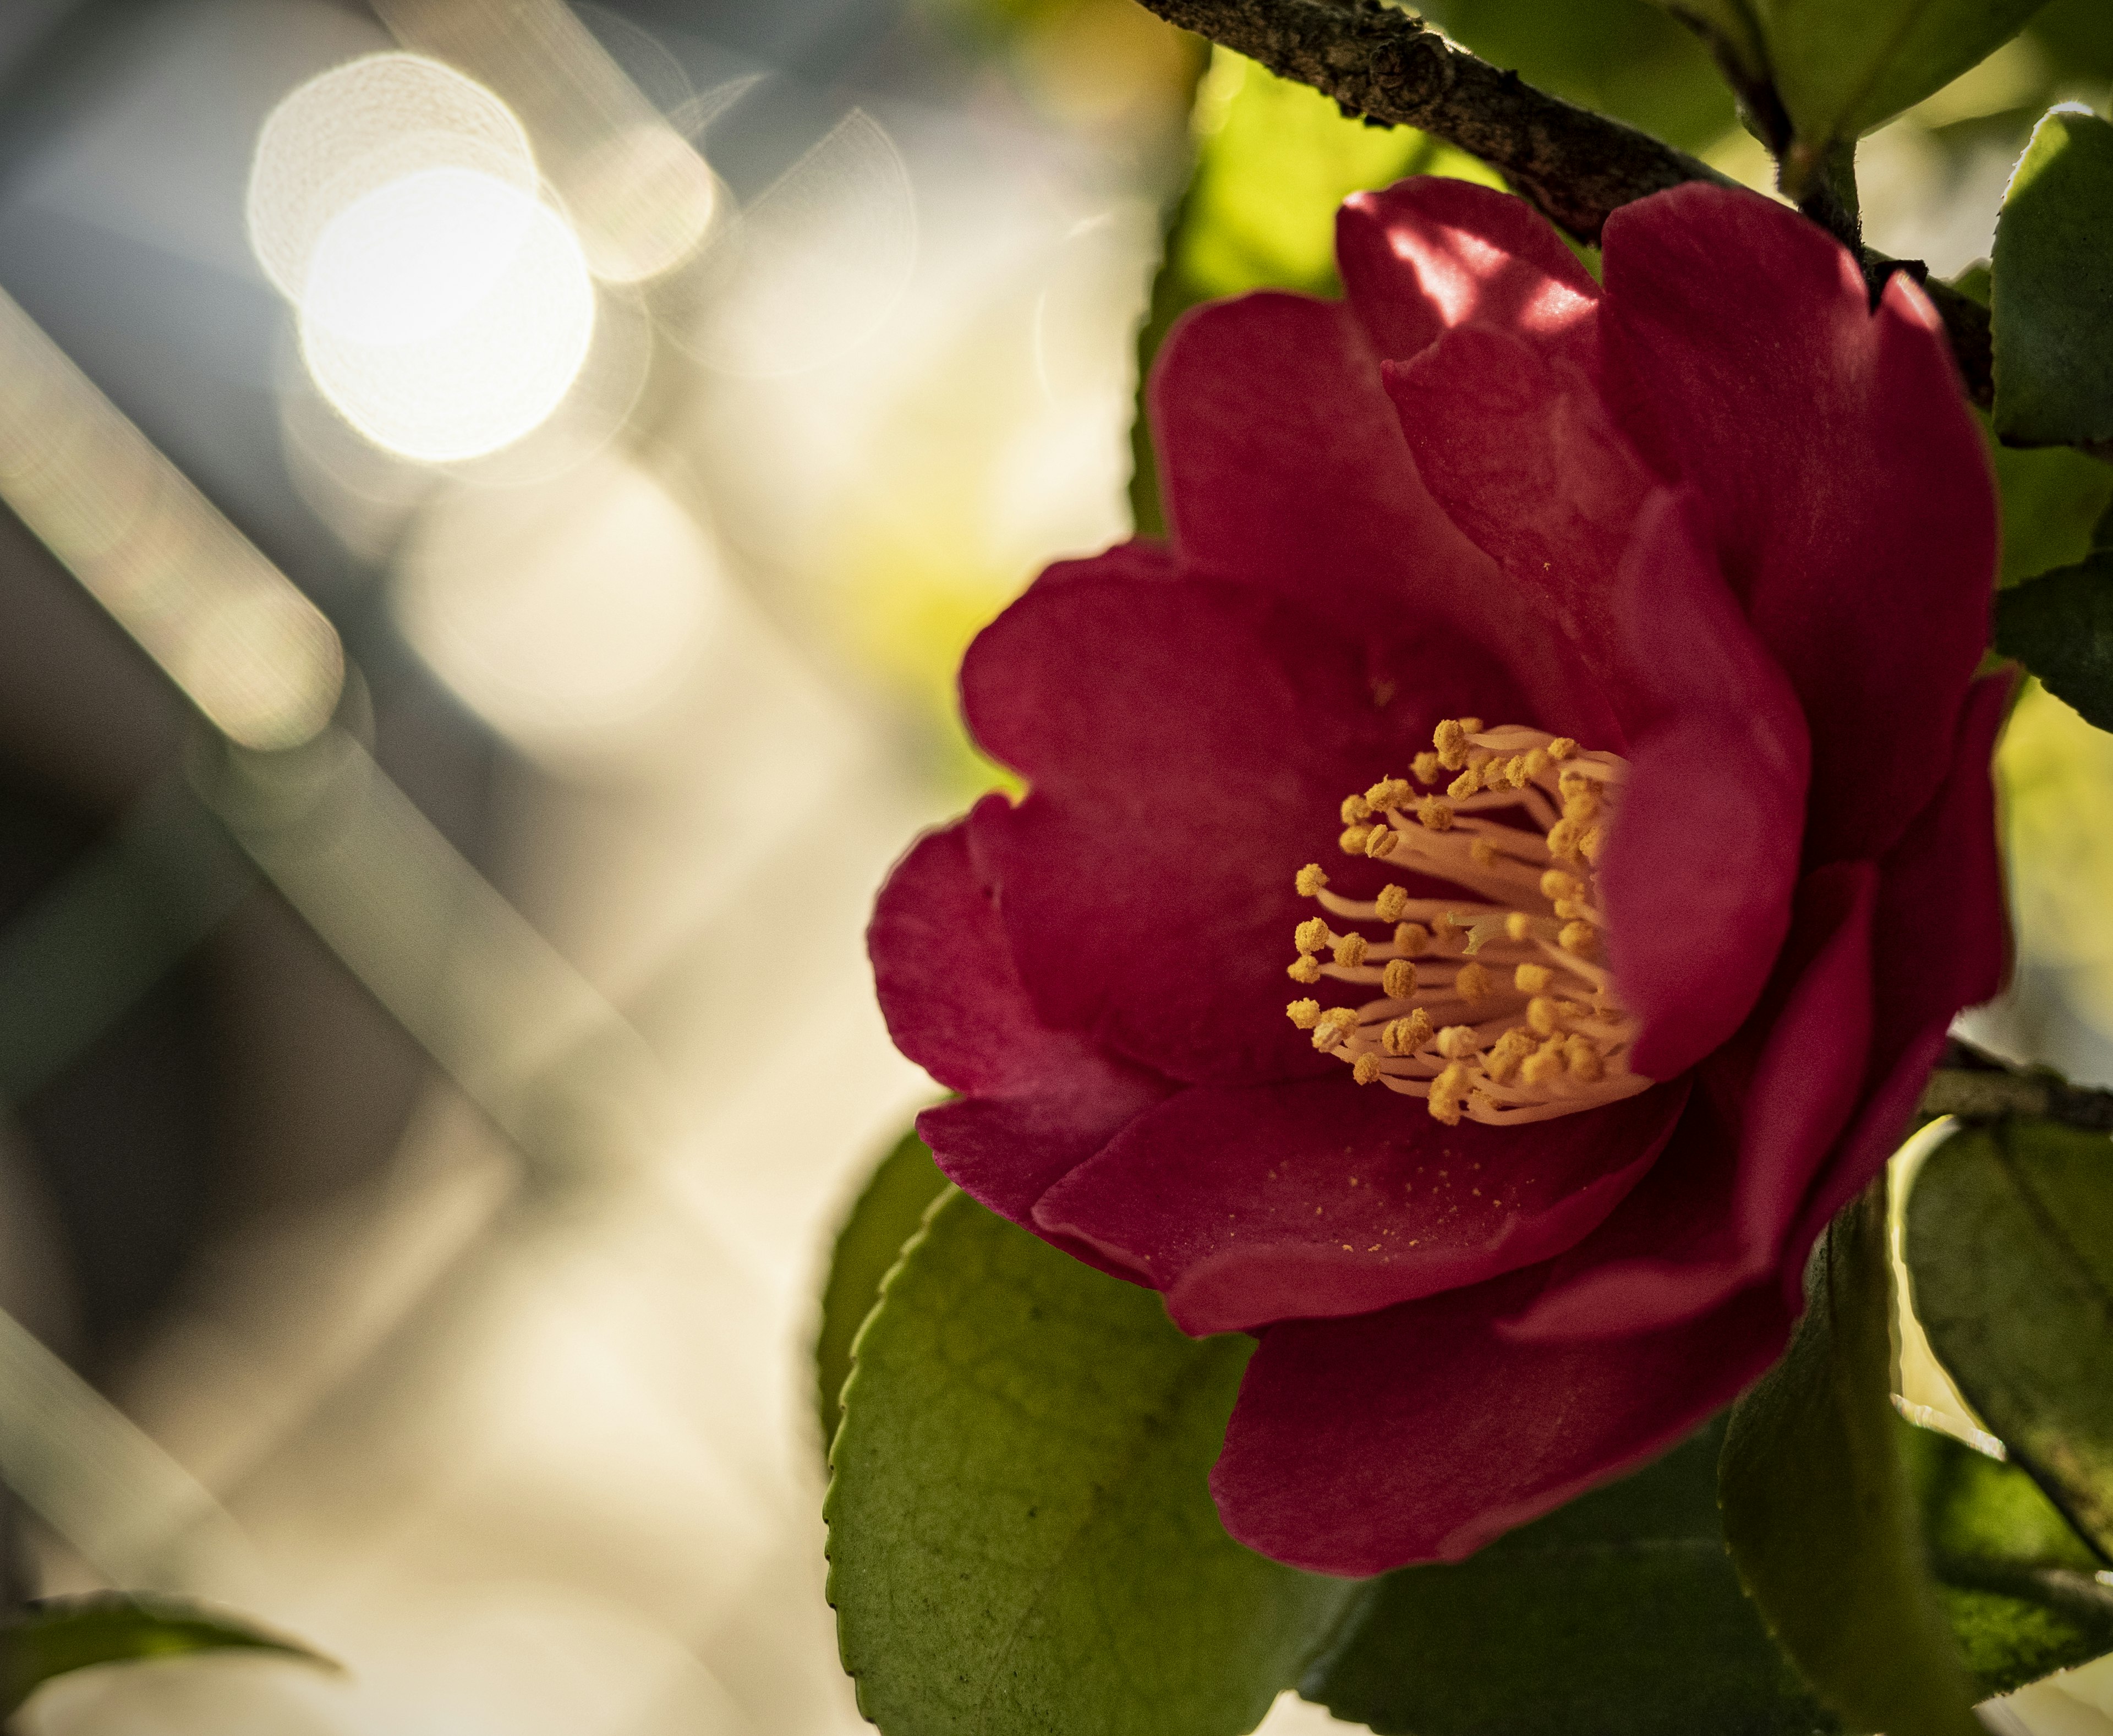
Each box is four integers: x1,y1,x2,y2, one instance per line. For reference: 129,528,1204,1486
1600,492,1810,1080
871,814,1172,1230
1599,184,1997,866
1503,861,1879,1340
1031,1075,1687,1335
961,572,1526,1085
1213,1274,1794,1572
1777,674,2011,1293
1381,325,1651,741
1336,177,1598,364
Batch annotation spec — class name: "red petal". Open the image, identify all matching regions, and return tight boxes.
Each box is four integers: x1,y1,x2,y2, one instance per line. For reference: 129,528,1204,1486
1032,1076,1687,1335
1380,325,1650,742
961,570,1526,1085
1777,673,2011,1290
1503,861,1879,1340
1599,185,1996,866
1336,177,1597,363
1212,1274,1793,1572
1600,491,1810,1079
870,815,1172,1229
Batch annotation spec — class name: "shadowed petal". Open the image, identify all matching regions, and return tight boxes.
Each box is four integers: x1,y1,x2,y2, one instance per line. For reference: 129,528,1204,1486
1503,861,1879,1340
1600,491,1810,1080
1212,1274,1794,1573
1599,184,1996,866
1033,1075,1686,1335
871,815,1172,1230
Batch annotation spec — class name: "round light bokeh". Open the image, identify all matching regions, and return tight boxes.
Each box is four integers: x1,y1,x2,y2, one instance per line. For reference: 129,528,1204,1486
252,53,598,463
297,168,596,462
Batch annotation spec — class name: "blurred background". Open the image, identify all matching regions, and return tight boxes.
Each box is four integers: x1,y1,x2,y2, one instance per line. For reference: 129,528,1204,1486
0,0,2107,1729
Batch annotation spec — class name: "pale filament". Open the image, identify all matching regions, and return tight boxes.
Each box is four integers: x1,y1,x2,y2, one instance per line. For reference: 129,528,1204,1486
1285,719,1651,1127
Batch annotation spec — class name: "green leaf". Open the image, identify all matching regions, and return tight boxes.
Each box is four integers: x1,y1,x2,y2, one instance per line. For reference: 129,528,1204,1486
815,1127,947,1449
1908,1118,2113,1556
826,1189,1361,1736
1130,51,1505,536
1301,1413,1836,1736
1994,106,2113,449
0,1592,333,1713
1651,1,2053,158
1989,431,2113,586
1721,1180,1982,1736
1903,1422,2113,1695
1996,553,2113,731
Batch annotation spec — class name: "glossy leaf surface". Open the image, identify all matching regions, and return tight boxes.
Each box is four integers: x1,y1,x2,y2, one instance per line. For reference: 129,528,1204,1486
1721,1182,1981,1736
827,1189,1360,1736
1994,107,2113,448
1996,555,2113,733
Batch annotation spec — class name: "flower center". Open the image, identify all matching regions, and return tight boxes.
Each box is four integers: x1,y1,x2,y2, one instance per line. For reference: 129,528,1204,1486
1284,718,1652,1126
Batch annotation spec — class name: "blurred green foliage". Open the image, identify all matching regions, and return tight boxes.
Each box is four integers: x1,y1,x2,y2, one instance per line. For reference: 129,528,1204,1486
1994,107,2113,449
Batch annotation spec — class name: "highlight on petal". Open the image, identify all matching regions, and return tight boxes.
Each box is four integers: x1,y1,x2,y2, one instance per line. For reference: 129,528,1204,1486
1032,1075,1687,1335
1597,491,1810,1080
1212,1273,1794,1574
1337,175,1598,364
1600,182,1996,866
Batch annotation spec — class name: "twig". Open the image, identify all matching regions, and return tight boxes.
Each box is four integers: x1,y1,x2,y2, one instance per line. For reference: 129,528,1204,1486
1919,1039,2113,1133
1129,0,1995,404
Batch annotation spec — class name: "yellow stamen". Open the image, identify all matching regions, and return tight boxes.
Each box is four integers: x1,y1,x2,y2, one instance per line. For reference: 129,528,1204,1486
1515,962,1553,995
1434,718,1471,771
1437,1024,1480,1059
1566,1036,1604,1082
1504,912,1536,941
1353,1053,1382,1086
1541,867,1581,901
1367,777,1411,811
1342,793,1372,824
1375,884,1409,922
1339,825,1372,855
1295,863,1329,897
1559,920,1598,959
1547,736,1577,760
1383,1009,1433,1055
1412,751,1442,784
1365,825,1399,859
1394,922,1430,956
1417,797,1454,832
1455,961,1493,1005
1448,766,1481,800
1333,933,1369,968
1287,999,1321,1028
1526,996,1562,1036
1295,917,1331,954
1382,958,1416,999
1288,955,1322,984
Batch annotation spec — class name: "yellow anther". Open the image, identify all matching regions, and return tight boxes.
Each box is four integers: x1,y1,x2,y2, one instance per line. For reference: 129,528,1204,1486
1520,1040,1566,1086
1527,995,1562,1037
1470,837,1499,866
1295,917,1331,954
1437,1024,1479,1059
1540,867,1582,901
1367,777,1411,811
1320,1007,1357,1031
1375,884,1409,922
1295,863,1329,897
1333,933,1370,968
1394,922,1430,956
1565,1036,1604,1082
1339,825,1372,855
1459,718,1484,735
1417,797,1454,832
1427,1063,1470,1124
1547,737,1577,760
1562,788,1601,824
1448,766,1481,800
1504,912,1536,942
1288,955,1322,984
1559,920,1599,959
1353,1053,1382,1086
1553,897,1587,921
1515,962,1553,995
1312,1007,1356,1051
1433,718,1471,771
1383,1009,1432,1055
1286,999,1321,1029
1342,793,1372,824
1455,961,1492,1005
1484,1028,1532,1083
1546,818,1582,861
1580,826,1605,863
1382,958,1416,1000
1523,748,1550,777
1557,768,1592,800
1364,825,1399,859
1412,751,1442,785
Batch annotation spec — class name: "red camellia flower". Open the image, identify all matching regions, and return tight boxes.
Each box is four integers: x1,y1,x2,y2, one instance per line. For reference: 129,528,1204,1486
868,178,2006,1575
